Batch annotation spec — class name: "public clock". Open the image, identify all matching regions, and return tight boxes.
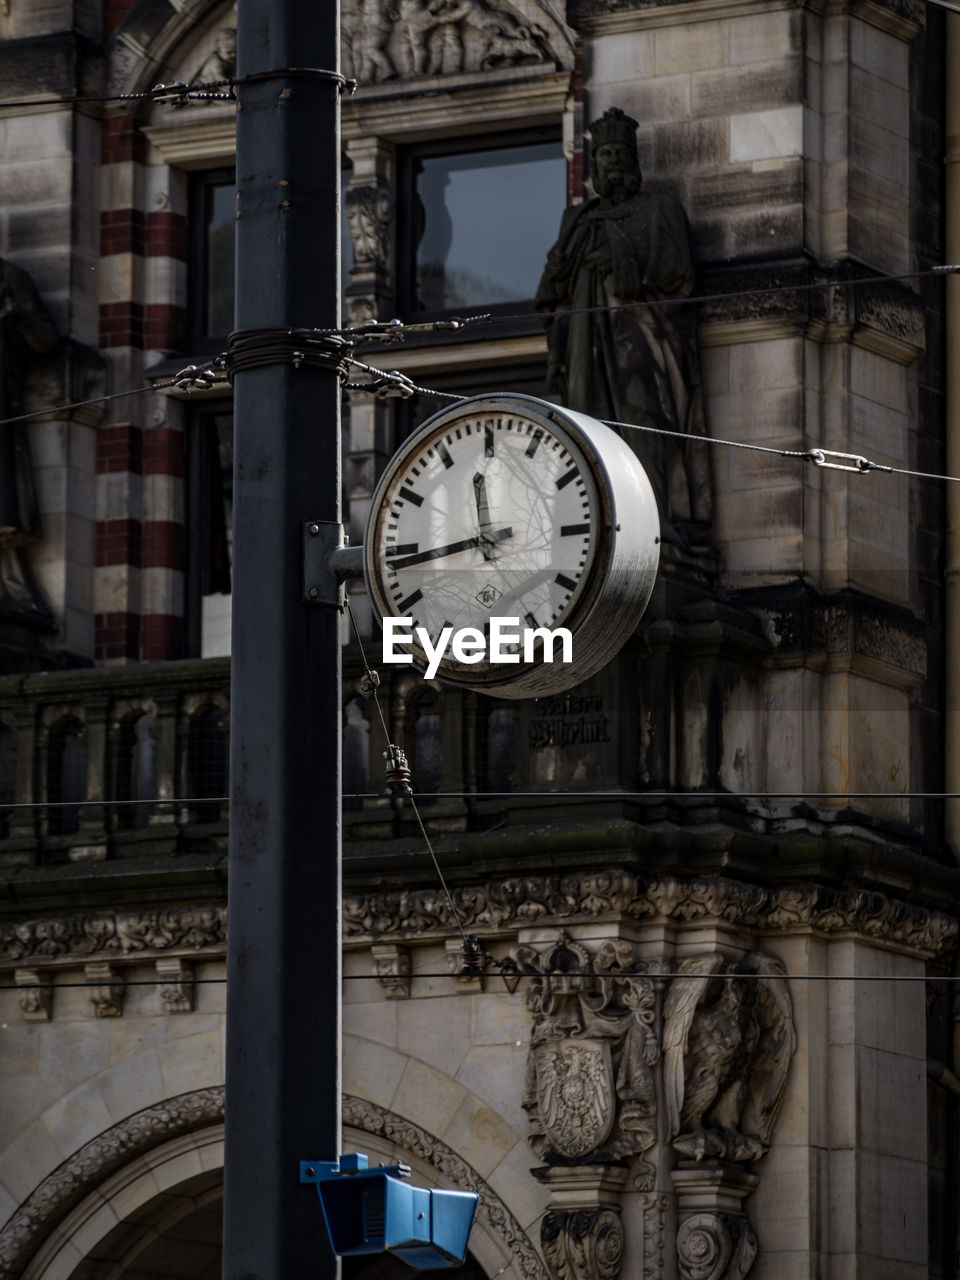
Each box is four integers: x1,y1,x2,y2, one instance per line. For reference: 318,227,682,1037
363,393,660,697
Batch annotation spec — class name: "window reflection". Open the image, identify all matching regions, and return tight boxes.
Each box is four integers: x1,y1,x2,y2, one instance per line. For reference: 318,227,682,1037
412,141,565,311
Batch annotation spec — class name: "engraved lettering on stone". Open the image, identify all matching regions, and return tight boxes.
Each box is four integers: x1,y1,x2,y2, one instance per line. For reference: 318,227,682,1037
663,953,796,1163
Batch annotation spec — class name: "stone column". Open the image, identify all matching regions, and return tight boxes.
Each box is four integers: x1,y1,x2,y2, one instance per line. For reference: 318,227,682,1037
533,1165,628,1280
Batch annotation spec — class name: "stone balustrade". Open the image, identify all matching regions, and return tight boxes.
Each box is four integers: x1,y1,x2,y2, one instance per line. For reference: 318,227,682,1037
0,653,521,866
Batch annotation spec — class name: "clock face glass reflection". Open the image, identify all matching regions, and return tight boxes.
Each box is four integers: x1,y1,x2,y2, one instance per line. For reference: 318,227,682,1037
373,412,600,669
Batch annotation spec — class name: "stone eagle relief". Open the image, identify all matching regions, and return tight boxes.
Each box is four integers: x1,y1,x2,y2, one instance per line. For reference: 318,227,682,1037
663,953,796,1163
512,933,796,1280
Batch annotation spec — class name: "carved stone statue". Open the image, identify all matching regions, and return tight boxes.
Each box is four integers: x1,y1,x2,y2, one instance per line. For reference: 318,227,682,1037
663,953,796,1163
0,258,58,622
535,107,712,545
341,0,554,81
512,933,659,1175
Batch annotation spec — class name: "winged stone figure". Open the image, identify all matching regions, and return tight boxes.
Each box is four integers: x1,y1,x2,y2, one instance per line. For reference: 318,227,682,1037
663,952,796,1162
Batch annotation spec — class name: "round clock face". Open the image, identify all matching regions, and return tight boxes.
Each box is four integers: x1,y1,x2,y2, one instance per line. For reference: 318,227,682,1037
367,406,604,682
364,393,660,697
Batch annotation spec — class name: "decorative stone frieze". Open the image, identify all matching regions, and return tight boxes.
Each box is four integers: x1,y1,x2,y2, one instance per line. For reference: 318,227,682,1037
84,961,124,1018
0,905,227,965
342,0,563,84
343,872,958,958
371,942,411,998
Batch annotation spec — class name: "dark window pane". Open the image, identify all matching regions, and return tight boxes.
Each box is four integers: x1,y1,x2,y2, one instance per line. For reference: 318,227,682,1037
205,182,236,338
414,142,565,311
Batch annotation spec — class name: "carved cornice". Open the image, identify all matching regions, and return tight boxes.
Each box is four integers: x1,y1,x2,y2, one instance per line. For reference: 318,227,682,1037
343,1096,547,1279
0,1089,545,1280
569,0,922,39
343,872,958,958
0,906,226,970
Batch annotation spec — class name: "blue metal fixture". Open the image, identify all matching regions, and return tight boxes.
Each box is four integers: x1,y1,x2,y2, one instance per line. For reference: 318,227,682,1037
300,1152,479,1270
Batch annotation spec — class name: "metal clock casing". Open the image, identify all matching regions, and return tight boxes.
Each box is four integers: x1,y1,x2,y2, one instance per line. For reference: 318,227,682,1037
363,393,660,698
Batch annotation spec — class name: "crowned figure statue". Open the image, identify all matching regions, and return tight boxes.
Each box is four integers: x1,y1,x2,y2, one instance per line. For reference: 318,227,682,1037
536,107,711,544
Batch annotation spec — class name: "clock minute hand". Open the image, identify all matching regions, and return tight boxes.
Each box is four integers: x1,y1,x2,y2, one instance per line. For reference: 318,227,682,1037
387,527,513,571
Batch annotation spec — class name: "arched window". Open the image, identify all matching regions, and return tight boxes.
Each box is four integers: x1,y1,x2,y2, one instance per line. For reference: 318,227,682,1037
0,721,15,839
116,713,158,829
413,689,442,803
48,718,86,835
343,697,370,812
187,705,228,822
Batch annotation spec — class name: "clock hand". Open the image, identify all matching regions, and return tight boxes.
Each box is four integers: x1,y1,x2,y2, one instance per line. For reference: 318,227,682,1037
387,526,513,570
473,471,497,561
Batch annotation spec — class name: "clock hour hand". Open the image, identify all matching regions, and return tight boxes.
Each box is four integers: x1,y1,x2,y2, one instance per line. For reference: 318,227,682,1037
387,527,513,571
473,472,498,561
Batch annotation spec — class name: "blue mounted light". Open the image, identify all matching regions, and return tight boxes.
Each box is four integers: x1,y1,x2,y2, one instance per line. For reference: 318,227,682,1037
300,1153,479,1270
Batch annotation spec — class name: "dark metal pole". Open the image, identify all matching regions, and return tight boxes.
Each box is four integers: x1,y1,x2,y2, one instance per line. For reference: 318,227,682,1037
223,0,342,1273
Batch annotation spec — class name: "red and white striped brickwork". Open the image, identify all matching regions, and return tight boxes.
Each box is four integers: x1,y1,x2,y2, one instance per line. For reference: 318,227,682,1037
96,15,191,662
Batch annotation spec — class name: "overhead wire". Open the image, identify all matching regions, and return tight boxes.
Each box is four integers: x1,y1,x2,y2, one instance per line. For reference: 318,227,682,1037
1,973,958,992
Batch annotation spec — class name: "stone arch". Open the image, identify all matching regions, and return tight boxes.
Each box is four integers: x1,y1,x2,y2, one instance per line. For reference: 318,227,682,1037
106,0,235,97
0,1089,544,1280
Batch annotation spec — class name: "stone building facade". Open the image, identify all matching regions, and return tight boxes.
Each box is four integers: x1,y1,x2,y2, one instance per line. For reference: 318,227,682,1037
1,0,960,1277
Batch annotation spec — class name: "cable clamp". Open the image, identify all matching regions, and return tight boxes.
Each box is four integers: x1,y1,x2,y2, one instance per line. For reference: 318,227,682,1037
807,449,881,474
374,371,417,400
150,81,190,104
359,670,380,694
173,363,223,390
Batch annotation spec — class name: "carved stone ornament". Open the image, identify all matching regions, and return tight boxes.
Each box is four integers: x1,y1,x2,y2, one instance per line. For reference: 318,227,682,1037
372,942,411,998
663,954,796,1163
676,1213,757,1280
14,967,51,1021
341,0,566,83
342,872,958,959
156,957,195,1013
514,933,659,1165
85,962,124,1017
0,905,226,966
345,184,393,272
541,1208,624,1280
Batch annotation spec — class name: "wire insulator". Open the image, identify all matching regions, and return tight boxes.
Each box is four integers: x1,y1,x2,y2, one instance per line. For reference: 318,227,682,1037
459,934,486,976
383,745,413,796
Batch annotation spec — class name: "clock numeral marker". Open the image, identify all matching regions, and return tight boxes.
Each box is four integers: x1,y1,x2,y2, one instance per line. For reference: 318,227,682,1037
484,423,495,457
398,589,424,612
555,573,578,593
436,442,454,469
525,429,543,458
556,467,579,490
560,523,590,537
398,486,424,507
